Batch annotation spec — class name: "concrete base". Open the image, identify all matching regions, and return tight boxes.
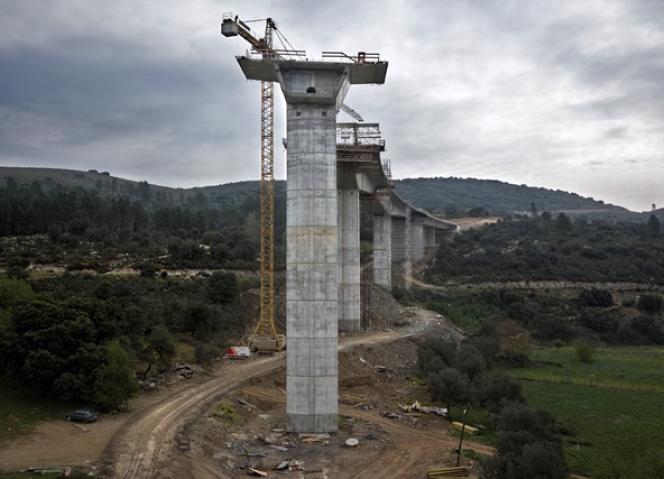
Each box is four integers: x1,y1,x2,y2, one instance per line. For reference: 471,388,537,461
288,412,338,433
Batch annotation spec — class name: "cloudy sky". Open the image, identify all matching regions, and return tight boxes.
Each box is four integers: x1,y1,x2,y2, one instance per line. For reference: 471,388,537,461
1,0,662,211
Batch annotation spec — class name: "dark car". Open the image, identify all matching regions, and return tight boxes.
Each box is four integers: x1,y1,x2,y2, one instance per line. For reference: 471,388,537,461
65,409,98,423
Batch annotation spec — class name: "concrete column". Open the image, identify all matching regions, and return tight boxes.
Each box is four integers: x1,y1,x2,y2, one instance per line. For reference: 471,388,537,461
338,189,361,332
391,213,411,289
424,225,436,257
372,213,392,287
282,69,349,434
410,216,425,262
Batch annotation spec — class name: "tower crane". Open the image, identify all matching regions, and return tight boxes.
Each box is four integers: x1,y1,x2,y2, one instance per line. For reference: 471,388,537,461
221,13,364,352
221,13,297,352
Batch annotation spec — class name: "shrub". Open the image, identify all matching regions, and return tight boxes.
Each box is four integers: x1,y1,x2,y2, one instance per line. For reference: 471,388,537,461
93,341,139,410
207,272,238,304
482,403,567,479
574,340,595,363
637,294,663,315
428,367,471,410
578,288,613,307
453,344,487,381
417,337,457,376
483,373,524,412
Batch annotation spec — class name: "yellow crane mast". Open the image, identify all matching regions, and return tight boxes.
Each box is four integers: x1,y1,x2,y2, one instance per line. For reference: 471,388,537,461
221,13,290,352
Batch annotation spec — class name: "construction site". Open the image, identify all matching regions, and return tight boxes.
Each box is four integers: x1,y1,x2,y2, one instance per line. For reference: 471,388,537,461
0,11,486,479
115,11,474,479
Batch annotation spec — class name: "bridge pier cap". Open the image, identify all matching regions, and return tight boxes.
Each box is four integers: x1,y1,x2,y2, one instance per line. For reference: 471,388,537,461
237,57,388,89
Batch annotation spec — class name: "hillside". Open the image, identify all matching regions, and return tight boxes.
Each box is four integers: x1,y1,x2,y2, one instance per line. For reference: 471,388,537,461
2,167,656,222
393,177,638,219
0,166,285,211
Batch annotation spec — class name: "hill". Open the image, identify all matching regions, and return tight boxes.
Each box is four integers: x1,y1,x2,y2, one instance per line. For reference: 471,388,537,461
393,177,640,220
0,166,286,211
3,167,658,223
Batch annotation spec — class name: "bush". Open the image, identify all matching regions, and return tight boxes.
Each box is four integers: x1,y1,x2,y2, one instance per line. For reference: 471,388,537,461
428,367,471,409
483,373,524,412
207,272,238,304
578,288,613,307
93,341,138,410
637,294,663,314
417,337,457,376
482,403,567,479
453,344,487,381
574,340,595,363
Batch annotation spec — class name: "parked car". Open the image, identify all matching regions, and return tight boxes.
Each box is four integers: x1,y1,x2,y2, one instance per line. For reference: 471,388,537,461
65,409,98,423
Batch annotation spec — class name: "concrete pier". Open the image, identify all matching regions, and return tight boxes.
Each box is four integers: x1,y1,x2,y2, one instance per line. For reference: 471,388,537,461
391,213,412,288
424,225,437,257
338,188,361,332
280,66,350,433
410,216,425,262
236,56,387,433
372,212,392,287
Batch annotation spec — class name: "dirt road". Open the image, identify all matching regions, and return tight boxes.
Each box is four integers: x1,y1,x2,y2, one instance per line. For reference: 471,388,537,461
103,330,414,479
0,311,463,478
409,275,664,293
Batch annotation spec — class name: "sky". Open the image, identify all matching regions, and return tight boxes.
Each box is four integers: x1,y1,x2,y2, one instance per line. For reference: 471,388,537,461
0,0,662,211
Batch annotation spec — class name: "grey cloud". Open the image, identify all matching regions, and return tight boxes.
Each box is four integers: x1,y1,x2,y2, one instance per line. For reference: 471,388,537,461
0,0,662,210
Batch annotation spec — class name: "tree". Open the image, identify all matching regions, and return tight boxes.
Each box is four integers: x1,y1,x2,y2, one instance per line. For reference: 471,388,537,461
453,344,486,381
554,213,572,233
647,214,661,237
417,337,457,376
637,294,663,314
482,403,567,479
428,367,471,410
483,373,524,412
0,277,34,308
207,272,238,304
138,325,177,378
578,288,613,307
93,341,138,410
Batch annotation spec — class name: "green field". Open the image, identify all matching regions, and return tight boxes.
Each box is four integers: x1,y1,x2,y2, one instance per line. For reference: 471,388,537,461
0,376,74,443
505,347,664,478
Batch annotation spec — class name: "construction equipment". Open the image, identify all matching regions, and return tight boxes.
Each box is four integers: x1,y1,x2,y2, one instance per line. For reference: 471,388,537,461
221,14,366,353
221,13,295,352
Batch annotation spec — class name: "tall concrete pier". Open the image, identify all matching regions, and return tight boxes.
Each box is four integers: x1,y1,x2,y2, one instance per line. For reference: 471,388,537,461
338,187,361,332
372,208,392,287
238,57,387,432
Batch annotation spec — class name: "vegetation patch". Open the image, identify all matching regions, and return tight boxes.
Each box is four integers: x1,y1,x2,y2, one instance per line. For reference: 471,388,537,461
210,400,238,422
504,346,664,478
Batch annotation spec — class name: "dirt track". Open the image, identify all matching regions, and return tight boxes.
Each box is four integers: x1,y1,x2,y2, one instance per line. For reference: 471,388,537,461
103,330,420,479
0,310,475,478
410,275,664,292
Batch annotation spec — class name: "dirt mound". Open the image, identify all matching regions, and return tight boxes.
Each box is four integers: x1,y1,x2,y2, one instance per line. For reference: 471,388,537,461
366,285,411,329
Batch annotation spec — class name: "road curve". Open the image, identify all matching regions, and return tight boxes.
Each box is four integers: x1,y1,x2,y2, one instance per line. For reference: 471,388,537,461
102,330,408,478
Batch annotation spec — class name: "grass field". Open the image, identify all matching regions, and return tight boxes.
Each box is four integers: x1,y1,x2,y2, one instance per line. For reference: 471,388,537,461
505,346,664,478
0,376,75,443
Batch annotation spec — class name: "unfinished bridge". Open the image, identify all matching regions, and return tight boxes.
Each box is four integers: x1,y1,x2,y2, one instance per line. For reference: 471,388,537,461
235,54,457,433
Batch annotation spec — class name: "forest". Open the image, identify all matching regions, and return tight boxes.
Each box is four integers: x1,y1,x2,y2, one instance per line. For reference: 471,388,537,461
426,213,664,284
0,272,253,410
0,181,288,273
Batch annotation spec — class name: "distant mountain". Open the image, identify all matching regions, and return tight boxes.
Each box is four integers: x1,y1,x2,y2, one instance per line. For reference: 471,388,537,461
393,177,643,221
1,167,652,222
